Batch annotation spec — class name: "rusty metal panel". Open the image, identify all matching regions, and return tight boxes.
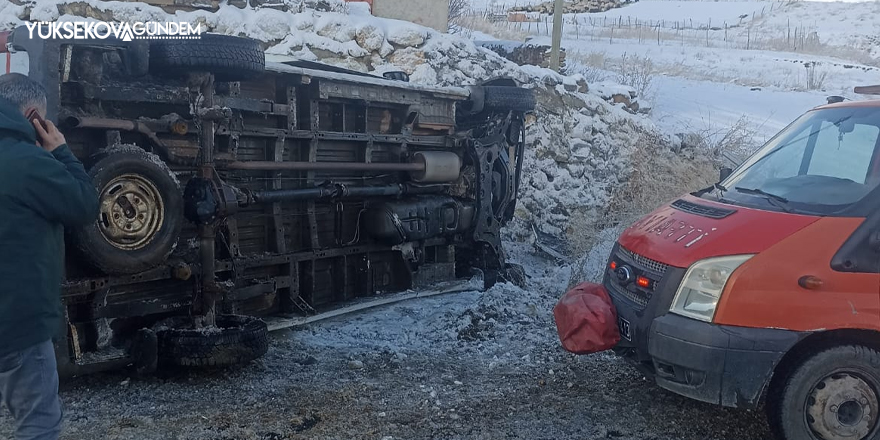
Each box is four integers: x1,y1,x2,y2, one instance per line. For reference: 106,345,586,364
319,81,421,105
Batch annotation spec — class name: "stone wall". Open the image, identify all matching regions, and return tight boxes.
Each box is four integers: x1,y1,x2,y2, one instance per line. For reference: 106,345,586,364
511,0,634,14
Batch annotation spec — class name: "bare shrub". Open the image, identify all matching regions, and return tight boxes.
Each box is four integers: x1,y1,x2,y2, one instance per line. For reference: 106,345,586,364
571,51,656,98
569,62,609,83
453,15,530,41
687,115,762,163
804,62,828,91
614,52,654,98
565,128,721,288
606,133,717,230
567,51,610,82
448,0,471,31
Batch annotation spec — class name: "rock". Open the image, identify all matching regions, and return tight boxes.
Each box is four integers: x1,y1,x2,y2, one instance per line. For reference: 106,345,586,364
388,48,427,73
409,64,438,85
379,40,395,58
56,2,116,21
316,18,357,43
348,360,365,370
577,79,589,93
295,355,319,366
227,0,247,8
356,25,385,52
387,25,427,47
319,57,369,72
611,94,631,106
628,101,640,113
250,0,286,9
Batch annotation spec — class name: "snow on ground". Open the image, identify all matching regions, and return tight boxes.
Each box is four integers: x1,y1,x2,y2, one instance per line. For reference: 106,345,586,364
751,0,880,58
650,75,824,145
556,33,878,94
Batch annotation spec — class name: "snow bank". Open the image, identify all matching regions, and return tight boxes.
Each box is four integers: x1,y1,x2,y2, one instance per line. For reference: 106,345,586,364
2,0,678,248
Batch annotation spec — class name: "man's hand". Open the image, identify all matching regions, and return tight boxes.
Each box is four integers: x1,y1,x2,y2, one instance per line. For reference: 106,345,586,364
33,119,66,153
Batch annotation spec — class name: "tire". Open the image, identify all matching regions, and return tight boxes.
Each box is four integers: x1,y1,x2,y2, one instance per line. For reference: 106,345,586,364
482,86,536,112
155,315,269,368
72,146,183,275
769,345,880,440
149,33,265,82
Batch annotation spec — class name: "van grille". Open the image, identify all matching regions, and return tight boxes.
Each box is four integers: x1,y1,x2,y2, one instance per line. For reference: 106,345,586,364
617,247,668,276
606,279,650,309
605,246,668,311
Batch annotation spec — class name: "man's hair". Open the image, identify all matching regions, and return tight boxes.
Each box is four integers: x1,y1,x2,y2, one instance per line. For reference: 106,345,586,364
0,73,47,114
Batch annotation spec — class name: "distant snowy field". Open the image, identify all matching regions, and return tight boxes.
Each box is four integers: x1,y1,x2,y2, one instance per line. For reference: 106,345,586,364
470,0,880,150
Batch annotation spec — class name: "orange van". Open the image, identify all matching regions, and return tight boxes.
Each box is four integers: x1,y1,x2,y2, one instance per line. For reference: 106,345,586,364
605,98,880,440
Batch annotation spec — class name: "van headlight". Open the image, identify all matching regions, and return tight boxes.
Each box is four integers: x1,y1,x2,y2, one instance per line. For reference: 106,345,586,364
670,255,754,322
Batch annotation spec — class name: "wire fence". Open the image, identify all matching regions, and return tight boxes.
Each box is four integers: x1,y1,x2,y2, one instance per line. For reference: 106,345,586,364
465,0,828,54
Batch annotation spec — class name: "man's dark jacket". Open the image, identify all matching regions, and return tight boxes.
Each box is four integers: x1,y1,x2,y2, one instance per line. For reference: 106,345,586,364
0,97,99,356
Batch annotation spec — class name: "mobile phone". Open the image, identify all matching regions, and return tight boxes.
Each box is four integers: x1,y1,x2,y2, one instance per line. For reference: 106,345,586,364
26,108,47,131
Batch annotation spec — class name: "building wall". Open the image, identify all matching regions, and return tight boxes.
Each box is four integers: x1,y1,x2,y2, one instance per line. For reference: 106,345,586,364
372,0,449,33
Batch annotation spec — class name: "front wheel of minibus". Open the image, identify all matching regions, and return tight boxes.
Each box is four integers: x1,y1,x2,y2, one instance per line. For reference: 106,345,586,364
769,345,880,440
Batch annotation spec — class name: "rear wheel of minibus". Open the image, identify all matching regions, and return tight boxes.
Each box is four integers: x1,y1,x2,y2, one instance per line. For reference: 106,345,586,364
769,345,880,440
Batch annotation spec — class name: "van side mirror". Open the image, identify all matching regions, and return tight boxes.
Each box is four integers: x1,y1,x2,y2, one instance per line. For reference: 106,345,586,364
719,167,733,182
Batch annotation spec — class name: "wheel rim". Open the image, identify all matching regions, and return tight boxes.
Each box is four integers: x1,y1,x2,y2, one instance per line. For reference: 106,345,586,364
97,173,164,250
806,371,880,440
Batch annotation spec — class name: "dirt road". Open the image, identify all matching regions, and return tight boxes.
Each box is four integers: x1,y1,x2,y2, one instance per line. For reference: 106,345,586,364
0,243,772,440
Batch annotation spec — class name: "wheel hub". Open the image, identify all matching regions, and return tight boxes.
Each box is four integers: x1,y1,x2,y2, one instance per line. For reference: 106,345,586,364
98,174,164,250
807,373,879,440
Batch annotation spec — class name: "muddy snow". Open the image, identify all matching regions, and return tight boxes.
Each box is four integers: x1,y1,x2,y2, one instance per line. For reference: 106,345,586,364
0,243,769,440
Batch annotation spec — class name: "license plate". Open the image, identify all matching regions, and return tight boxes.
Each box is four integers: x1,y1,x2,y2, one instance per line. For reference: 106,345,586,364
618,317,632,341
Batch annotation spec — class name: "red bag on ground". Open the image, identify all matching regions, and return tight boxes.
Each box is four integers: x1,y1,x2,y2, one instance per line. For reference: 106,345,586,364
553,282,620,355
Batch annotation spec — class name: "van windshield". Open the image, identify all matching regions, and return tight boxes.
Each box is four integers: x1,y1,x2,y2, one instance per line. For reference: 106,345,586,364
711,106,880,215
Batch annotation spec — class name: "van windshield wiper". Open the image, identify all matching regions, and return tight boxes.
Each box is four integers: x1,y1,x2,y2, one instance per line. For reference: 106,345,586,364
734,187,794,212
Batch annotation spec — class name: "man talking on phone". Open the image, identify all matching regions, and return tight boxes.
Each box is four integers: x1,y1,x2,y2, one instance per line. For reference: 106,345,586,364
0,73,99,439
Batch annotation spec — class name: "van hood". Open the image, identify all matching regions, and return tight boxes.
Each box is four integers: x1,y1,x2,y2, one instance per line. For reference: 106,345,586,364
617,194,819,268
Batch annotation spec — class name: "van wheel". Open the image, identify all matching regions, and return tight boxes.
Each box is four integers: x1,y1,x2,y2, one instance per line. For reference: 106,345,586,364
154,315,269,368
769,345,880,440
149,33,265,82
73,146,183,275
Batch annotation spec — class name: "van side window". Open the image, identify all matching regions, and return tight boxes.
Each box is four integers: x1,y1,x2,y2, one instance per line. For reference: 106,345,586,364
808,122,879,184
